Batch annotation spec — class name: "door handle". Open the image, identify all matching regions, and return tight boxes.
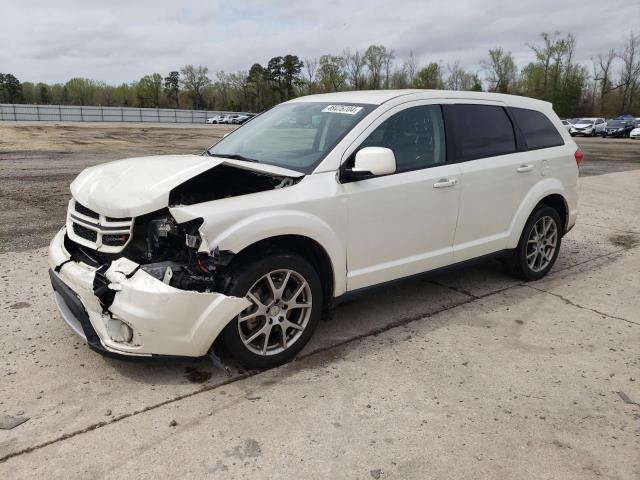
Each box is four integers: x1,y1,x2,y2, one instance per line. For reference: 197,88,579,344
517,164,534,173
433,178,457,188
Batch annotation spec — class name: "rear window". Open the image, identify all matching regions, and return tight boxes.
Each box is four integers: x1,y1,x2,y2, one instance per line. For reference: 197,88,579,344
511,107,564,149
448,105,516,161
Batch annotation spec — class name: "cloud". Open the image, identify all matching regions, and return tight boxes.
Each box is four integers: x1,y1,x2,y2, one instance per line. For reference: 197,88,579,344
1,0,637,84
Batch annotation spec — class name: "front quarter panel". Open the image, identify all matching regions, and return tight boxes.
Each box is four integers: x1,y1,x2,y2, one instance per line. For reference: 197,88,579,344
169,172,348,296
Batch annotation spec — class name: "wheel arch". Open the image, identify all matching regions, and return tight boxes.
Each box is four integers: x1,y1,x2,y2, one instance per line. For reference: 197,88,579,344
226,234,336,308
537,194,568,233
507,180,570,249
207,210,346,299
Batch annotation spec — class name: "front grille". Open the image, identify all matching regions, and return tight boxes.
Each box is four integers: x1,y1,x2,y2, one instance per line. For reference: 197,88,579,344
67,199,134,251
75,202,99,219
105,216,132,223
73,223,98,242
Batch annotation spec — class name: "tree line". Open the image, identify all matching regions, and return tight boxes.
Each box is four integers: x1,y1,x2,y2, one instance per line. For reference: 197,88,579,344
1,31,638,118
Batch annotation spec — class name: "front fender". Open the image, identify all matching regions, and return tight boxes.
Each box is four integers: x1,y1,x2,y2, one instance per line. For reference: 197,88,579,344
506,178,568,249
204,210,347,296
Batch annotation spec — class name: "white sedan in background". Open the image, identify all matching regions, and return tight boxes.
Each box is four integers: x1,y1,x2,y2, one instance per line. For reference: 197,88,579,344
206,115,226,124
630,126,640,139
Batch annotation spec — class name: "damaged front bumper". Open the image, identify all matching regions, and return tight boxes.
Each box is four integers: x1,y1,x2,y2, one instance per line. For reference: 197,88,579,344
48,228,250,358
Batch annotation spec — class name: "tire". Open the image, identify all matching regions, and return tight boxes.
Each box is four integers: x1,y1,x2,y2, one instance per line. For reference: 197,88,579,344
221,249,323,369
505,206,562,281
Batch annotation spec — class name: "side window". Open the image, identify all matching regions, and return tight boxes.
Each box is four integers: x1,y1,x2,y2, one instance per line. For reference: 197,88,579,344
511,107,565,150
448,104,516,161
359,105,446,173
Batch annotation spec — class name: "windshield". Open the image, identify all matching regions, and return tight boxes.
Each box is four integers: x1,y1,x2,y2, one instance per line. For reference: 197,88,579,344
207,102,375,173
607,120,625,127
576,119,594,124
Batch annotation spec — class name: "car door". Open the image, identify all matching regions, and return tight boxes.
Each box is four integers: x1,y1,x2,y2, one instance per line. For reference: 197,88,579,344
445,102,539,262
339,102,461,291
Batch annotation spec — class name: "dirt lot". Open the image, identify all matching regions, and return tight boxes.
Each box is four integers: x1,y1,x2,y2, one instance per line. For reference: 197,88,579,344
0,122,639,479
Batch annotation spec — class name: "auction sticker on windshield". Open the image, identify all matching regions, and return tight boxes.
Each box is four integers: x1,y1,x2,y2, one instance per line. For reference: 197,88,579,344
322,105,363,115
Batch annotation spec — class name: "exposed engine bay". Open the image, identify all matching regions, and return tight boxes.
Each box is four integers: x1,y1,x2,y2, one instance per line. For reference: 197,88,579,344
65,163,300,298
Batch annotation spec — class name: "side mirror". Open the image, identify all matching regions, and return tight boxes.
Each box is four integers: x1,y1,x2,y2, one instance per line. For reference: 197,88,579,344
344,147,396,181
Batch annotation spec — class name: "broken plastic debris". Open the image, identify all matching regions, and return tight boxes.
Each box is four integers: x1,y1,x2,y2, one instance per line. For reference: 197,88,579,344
0,414,30,430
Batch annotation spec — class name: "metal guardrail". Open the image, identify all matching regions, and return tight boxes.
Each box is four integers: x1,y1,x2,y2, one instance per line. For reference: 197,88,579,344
0,104,252,123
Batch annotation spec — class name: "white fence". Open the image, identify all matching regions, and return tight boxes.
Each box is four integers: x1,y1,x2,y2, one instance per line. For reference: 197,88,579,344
0,104,251,123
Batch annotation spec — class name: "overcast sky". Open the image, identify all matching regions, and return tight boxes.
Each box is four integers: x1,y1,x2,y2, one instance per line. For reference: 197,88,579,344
2,0,638,84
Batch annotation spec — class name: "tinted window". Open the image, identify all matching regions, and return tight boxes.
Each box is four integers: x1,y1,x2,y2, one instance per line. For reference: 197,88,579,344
511,107,564,149
359,105,446,173
448,105,516,161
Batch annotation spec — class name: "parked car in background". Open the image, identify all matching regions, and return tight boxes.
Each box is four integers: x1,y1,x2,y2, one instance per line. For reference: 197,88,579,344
49,90,579,369
232,114,253,124
206,115,226,124
561,119,573,132
602,117,636,137
570,118,606,136
630,125,640,139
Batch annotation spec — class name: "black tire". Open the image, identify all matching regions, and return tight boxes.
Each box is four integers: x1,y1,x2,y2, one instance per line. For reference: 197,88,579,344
505,206,562,281
221,249,323,369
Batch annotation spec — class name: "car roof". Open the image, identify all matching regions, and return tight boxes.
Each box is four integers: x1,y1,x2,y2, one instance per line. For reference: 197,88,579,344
287,89,553,110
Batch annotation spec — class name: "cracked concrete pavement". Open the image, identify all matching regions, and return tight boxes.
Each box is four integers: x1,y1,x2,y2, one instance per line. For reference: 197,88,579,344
1,129,639,478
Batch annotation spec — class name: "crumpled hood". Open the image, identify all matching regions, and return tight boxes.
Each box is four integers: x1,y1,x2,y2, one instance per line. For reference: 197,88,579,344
70,154,303,218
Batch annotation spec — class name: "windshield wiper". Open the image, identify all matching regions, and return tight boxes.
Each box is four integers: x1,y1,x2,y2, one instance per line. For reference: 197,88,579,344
210,153,260,163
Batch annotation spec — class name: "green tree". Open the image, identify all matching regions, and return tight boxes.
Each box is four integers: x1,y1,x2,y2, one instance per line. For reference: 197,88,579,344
137,73,163,107
163,71,180,107
318,55,346,92
0,73,24,103
413,62,443,89
65,78,96,105
180,65,211,109
37,83,52,103
483,47,517,93
282,54,304,100
247,63,270,110
364,45,388,89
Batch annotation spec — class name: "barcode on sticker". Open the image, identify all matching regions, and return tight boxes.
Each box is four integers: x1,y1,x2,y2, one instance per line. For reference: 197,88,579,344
322,105,363,115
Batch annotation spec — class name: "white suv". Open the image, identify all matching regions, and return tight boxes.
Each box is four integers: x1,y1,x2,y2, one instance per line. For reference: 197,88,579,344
49,90,580,368
570,117,606,136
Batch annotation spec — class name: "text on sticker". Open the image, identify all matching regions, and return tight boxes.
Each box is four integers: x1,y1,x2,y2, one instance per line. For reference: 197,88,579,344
321,105,363,115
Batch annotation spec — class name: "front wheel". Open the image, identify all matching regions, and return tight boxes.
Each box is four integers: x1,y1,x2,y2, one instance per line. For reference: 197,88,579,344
221,250,322,369
505,206,562,281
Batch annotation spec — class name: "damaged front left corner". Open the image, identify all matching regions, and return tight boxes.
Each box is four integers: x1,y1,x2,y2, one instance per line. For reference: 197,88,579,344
50,228,251,357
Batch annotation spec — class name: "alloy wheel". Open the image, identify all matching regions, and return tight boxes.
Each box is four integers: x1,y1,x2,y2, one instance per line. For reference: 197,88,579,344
526,216,558,273
238,269,312,356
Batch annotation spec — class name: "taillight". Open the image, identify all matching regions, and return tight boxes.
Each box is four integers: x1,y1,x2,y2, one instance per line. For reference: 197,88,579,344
574,148,584,166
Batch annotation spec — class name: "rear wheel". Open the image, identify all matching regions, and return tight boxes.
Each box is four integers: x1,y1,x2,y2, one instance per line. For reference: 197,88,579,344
505,206,562,281
221,250,322,369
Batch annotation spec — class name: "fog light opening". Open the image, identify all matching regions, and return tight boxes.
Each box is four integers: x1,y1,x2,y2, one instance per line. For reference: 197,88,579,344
107,318,134,343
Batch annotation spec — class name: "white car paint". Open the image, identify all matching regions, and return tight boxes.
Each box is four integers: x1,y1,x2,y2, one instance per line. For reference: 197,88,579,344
70,155,303,219
630,127,640,139
49,89,579,359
